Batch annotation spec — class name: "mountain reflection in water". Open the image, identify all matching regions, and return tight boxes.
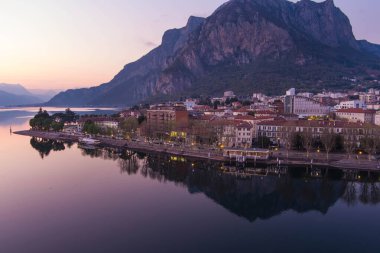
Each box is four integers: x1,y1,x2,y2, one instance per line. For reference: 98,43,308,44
30,138,380,223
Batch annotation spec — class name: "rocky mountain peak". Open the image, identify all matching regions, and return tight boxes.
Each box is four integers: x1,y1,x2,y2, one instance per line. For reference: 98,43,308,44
186,16,205,30
47,0,380,106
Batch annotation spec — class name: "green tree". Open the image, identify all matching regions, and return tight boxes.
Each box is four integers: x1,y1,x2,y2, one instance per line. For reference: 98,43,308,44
51,121,64,132
29,108,53,131
256,136,271,149
83,120,101,135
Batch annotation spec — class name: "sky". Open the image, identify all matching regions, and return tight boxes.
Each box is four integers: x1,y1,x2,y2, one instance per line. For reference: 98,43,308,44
0,0,379,90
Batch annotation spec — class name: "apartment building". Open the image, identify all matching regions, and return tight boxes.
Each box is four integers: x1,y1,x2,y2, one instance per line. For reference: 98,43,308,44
336,108,376,124
284,89,330,117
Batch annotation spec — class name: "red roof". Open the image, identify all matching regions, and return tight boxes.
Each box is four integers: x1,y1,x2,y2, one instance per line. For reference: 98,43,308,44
255,110,277,115
236,122,253,129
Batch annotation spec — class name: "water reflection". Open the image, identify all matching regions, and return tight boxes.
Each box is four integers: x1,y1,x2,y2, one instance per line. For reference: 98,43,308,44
28,139,380,223
30,137,67,159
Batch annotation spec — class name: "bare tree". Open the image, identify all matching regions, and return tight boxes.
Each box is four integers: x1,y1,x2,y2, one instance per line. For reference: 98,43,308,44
360,127,380,161
301,129,313,159
344,131,357,159
282,127,294,160
321,127,336,161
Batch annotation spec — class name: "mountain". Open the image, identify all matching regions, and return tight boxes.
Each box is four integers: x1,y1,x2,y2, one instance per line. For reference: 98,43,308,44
358,40,380,58
0,83,61,105
29,89,62,102
0,90,43,106
48,0,380,106
0,83,33,96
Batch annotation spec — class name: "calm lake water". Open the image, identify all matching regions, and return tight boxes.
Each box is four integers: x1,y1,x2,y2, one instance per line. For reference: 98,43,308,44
1,108,380,253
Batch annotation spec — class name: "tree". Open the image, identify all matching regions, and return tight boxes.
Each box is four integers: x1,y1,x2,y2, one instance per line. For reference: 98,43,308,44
292,133,303,150
29,108,53,131
120,117,139,139
282,130,294,159
321,128,336,161
213,100,221,109
344,132,357,159
137,115,146,125
360,135,379,161
256,136,271,149
189,120,218,147
51,121,64,132
83,120,101,135
301,130,313,158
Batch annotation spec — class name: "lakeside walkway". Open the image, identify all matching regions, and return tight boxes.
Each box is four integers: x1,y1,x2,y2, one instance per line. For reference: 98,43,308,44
14,130,380,172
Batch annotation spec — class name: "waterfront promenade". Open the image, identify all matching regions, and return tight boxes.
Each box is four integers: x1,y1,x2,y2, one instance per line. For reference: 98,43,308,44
15,130,380,172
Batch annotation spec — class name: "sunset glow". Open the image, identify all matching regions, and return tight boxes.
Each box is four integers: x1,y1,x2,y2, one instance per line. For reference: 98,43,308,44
0,0,379,90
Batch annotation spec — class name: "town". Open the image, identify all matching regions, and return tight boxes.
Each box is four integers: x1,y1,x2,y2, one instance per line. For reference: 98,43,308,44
23,87,380,169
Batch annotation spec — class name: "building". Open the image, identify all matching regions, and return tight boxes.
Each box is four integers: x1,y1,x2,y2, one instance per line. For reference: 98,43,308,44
284,91,330,117
336,108,376,124
146,106,189,130
360,94,377,104
184,99,197,111
223,91,236,101
78,117,121,130
235,122,253,148
376,112,380,126
232,107,250,116
235,115,275,138
367,103,380,110
286,88,296,96
257,120,374,145
252,93,267,102
334,100,366,110
120,109,143,118
297,92,314,98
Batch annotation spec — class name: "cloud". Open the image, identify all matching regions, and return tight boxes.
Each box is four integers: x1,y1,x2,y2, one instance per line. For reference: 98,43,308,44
144,40,157,48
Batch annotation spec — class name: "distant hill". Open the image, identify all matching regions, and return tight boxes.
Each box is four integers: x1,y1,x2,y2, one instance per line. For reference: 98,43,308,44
47,0,380,106
0,90,43,106
28,89,62,102
0,83,33,96
0,83,61,105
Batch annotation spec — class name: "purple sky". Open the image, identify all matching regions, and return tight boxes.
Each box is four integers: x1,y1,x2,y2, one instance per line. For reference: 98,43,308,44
0,0,378,89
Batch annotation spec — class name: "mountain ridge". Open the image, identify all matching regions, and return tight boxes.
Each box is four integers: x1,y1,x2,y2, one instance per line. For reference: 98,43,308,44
0,90,43,106
47,0,380,106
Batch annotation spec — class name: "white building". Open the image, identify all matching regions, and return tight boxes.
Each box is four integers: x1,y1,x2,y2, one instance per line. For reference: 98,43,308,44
223,91,236,101
334,100,366,110
286,88,296,96
336,108,376,124
184,99,197,111
360,94,377,104
252,93,267,102
284,88,330,117
297,92,314,98
375,112,380,126
367,104,380,110
235,122,253,148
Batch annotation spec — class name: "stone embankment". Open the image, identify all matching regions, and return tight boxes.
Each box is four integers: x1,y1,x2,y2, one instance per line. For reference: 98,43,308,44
15,130,380,171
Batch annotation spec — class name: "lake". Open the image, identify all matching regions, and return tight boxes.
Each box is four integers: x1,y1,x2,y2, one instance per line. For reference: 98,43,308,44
1,108,380,253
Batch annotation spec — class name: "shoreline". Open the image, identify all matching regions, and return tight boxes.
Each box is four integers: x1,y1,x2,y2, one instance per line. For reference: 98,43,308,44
14,130,380,172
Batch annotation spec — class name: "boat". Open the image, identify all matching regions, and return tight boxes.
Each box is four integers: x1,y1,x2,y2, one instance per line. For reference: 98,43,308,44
79,137,101,145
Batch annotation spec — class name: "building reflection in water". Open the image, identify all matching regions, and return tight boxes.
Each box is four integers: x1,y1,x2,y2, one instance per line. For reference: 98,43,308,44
30,139,380,222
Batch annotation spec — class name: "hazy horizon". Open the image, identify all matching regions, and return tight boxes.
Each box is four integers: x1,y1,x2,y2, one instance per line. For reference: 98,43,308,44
1,0,379,91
